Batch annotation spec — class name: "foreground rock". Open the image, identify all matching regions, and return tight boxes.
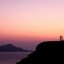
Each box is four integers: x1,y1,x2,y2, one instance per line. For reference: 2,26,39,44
16,41,64,64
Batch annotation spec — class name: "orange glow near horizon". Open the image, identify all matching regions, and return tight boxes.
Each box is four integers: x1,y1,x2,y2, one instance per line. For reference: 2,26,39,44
0,0,64,42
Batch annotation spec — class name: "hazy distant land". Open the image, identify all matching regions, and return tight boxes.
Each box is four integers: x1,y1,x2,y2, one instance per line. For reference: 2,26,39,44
0,44,30,52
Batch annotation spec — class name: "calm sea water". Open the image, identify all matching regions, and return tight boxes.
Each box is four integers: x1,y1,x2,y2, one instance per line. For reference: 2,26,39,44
0,52,31,64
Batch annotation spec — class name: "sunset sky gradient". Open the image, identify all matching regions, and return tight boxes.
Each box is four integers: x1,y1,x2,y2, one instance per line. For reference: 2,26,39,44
0,0,64,50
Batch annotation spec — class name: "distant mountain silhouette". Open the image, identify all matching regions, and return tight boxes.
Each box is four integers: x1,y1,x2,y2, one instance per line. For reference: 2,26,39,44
16,41,64,64
0,44,29,52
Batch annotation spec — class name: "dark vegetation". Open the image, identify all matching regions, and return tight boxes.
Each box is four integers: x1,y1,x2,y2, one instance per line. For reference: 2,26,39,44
16,41,64,64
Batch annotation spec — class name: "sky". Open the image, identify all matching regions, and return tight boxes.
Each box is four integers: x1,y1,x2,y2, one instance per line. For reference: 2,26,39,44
0,0,64,50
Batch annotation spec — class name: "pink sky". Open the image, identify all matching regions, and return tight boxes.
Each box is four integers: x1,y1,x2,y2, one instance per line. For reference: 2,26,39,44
0,0,64,50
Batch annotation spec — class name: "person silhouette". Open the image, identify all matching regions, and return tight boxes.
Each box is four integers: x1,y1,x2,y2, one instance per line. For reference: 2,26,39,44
60,36,63,41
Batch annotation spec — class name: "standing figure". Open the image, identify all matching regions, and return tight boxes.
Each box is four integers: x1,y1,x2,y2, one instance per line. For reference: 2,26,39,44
60,36,63,41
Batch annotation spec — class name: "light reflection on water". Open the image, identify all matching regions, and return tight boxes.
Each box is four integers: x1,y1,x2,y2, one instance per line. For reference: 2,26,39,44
0,52,31,64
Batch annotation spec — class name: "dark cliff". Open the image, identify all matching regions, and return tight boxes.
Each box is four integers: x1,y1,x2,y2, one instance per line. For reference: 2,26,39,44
16,41,64,64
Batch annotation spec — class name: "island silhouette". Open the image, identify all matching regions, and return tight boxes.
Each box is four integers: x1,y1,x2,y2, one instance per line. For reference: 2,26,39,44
0,44,30,52
16,40,64,64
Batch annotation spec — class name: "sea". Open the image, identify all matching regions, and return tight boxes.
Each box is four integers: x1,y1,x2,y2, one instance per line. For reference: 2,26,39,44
0,52,31,64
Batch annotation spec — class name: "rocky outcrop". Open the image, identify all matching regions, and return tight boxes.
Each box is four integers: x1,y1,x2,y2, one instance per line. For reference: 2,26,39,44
16,41,64,64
